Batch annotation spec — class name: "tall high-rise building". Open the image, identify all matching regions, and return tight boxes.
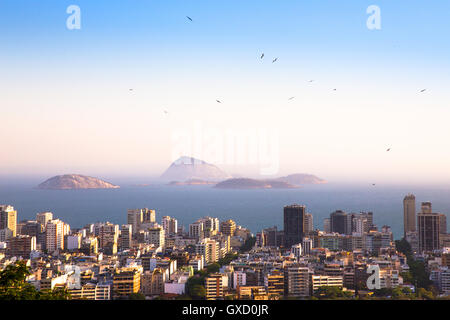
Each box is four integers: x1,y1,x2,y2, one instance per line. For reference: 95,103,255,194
189,222,204,240
36,212,53,229
46,219,65,252
99,222,119,255
284,205,305,247
142,209,156,223
330,210,350,235
220,219,236,237
304,213,314,234
262,226,278,247
196,238,219,264
350,214,368,235
323,218,331,233
162,216,178,236
403,194,416,237
418,202,441,252
148,227,165,249
127,209,143,235
0,205,17,237
120,224,132,250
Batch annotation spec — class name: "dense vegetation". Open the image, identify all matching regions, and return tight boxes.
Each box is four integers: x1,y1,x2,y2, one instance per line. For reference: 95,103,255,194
0,261,71,300
395,238,435,290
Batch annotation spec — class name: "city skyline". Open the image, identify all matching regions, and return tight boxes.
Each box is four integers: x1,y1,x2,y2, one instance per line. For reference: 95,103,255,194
1,192,449,301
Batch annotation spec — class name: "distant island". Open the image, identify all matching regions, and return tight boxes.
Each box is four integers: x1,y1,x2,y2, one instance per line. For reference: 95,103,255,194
159,156,326,189
276,173,327,185
214,174,326,189
37,174,120,190
215,178,299,189
160,156,232,182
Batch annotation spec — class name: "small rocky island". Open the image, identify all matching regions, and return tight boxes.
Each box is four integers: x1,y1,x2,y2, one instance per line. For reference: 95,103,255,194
37,174,120,190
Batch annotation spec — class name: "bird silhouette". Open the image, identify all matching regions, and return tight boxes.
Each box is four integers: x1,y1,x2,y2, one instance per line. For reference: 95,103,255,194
186,16,193,22
288,97,295,101
272,58,278,63
216,100,222,104
420,89,426,93
386,148,391,152
261,53,264,59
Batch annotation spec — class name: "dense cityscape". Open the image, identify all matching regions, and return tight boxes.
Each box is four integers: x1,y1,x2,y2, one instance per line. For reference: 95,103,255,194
0,193,449,300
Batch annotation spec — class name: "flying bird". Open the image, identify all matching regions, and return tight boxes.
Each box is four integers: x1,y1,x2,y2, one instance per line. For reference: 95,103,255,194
216,100,222,103
308,80,314,83
386,148,391,152
272,58,278,63
129,89,133,91
372,183,376,186
288,97,295,101
420,89,426,93
186,16,193,22
261,53,264,59
333,88,337,91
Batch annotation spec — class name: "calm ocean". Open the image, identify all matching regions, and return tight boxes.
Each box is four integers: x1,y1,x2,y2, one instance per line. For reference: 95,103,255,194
1,182,450,240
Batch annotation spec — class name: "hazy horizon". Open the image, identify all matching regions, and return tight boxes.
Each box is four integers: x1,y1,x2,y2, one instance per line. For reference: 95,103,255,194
1,1,450,185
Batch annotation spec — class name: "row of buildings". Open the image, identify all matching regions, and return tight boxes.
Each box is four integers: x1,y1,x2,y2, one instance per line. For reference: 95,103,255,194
1,195,449,300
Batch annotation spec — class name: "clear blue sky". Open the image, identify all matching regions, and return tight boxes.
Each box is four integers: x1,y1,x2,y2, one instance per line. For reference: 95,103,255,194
1,1,450,183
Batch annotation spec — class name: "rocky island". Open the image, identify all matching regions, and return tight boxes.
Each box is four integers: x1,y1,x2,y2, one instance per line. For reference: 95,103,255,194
37,174,120,190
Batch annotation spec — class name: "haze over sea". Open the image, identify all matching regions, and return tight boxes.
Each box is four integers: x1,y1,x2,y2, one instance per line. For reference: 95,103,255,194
2,178,450,240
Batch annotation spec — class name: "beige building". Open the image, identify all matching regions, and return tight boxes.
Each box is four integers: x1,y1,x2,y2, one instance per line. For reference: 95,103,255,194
284,265,310,297
140,268,166,296
148,227,165,249
205,273,224,300
70,283,111,300
196,238,219,264
220,220,236,237
0,205,17,237
113,268,141,299
403,194,416,237
311,275,343,293
36,212,53,229
46,219,66,252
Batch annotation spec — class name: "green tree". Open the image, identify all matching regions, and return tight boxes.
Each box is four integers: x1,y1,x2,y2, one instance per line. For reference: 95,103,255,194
314,286,352,299
206,263,220,274
0,261,71,300
189,284,206,300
